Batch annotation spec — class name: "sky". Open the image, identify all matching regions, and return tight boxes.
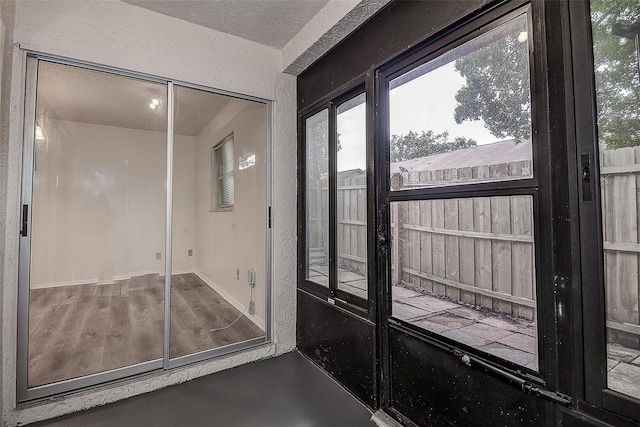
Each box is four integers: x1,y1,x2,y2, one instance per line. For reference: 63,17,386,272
336,61,507,172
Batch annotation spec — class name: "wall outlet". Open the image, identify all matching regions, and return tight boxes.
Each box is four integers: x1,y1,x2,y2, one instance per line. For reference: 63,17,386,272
236,269,240,280
188,249,193,256
156,252,162,260
248,268,256,288
249,300,255,315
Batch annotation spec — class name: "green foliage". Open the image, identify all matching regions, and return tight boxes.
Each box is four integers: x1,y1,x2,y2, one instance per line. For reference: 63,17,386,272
591,0,640,149
390,130,477,162
453,16,531,142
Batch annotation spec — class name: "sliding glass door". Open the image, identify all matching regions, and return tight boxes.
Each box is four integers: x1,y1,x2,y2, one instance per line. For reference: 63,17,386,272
169,85,267,362
18,56,270,401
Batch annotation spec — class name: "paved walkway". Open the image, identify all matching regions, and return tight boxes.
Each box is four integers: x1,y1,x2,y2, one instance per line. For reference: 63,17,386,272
607,344,640,400
392,285,538,370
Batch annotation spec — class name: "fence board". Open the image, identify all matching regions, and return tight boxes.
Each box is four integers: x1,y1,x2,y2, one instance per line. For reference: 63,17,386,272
511,196,535,320
432,198,447,296
603,148,639,325
419,199,434,291
491,196,513,315
444,196,461,301
459,195,476,305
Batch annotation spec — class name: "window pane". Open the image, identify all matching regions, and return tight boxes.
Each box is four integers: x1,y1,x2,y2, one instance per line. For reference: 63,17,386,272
391,196,538,370
590,0,640,400
337,93,367,299
306,109,329,287
389,15,532,191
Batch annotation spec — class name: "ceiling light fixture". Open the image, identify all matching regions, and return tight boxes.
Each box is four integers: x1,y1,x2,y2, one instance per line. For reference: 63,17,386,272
517,31,528,43
149,98,161,109
35,125,44,140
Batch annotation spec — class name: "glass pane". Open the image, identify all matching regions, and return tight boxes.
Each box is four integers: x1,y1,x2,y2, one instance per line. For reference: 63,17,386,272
590,0,640,400
337,93,367,299
389,14,533,191
390,196,538,370
170,86,266,359
28,61,167,387
305,109,329,287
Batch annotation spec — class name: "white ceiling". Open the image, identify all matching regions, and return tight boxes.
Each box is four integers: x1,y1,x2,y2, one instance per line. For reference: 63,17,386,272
120,0,331,49
36,61,252,136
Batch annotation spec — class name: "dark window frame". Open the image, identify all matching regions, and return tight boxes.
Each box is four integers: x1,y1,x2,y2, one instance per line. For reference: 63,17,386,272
570,0,640,423
376,3,552,383
298,80,374,319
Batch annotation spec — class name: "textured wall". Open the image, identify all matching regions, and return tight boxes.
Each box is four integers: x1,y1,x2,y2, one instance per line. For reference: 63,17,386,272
14,0,281,101
271,73,298,353
1,1,299,424
282,0,391,75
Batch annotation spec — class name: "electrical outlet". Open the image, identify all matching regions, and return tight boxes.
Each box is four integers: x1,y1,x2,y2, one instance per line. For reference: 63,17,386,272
248,268,256,288
249,300,255,315
236,269,240,280
156,252,162,260
188,249,193,256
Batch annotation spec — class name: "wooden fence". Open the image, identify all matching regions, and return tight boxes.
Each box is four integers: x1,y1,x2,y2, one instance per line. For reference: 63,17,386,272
306,150,640,337
601,147,640,340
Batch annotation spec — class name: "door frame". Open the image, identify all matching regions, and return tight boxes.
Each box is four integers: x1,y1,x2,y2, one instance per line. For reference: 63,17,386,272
17,52,273,402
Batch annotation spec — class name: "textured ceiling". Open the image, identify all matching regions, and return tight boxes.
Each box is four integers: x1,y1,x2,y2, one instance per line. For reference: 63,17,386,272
120,0,330,49
36,61,243,136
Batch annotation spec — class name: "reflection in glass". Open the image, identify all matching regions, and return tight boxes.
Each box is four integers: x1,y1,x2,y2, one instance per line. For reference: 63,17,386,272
170,86,266,359
390,196,538,370
590,0,640,400
28,61,167,387
389,14,532,191
305,109,330,287
336,93,368,299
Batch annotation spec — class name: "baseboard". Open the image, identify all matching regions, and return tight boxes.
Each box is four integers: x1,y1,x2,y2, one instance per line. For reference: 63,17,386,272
30,270,161,289
193,270,266,331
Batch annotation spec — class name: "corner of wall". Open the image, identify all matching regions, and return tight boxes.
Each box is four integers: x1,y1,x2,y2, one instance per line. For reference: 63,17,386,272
271,72,298,354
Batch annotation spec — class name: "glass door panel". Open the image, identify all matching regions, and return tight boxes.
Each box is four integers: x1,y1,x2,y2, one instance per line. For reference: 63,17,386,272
169,85,267,359
27,61,167,387
336,93,368,299
590,0,640,400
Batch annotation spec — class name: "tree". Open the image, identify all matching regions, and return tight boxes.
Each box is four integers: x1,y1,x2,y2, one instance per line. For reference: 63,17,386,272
452,4,640,149
453,15,531,143
590,0,640,149
390,130,477,162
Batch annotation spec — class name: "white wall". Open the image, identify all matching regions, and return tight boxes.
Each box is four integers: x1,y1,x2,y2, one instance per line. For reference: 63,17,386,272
193,99,267,328
29,120,195,288
2,1,299,424
14,0,280,101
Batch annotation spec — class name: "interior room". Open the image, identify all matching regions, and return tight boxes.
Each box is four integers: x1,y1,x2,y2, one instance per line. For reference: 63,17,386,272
1,0,640,426
26,61,267,388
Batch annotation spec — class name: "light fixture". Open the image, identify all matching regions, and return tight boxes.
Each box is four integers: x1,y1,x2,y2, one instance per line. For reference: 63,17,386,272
149,98,160,110
35,125,44,140
517,31,528,43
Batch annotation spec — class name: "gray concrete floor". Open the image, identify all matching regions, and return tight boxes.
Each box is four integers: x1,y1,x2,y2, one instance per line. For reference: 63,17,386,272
30,351,374,427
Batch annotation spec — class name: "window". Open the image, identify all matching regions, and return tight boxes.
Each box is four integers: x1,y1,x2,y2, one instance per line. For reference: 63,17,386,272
302,90,369,309
212,133,234,210
386,12,538,371
577,0,640,418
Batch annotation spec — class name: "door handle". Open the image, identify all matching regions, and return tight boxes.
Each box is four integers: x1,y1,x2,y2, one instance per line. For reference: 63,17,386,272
21,204,28,237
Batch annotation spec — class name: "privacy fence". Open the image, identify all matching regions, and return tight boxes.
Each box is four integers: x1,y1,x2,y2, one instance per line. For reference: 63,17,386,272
307,148,640,339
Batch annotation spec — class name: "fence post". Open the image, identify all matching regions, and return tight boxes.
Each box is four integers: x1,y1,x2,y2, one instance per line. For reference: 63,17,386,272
392,202,400,286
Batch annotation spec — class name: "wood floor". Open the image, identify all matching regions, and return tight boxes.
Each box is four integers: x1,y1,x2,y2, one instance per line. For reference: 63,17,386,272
28,273,264,388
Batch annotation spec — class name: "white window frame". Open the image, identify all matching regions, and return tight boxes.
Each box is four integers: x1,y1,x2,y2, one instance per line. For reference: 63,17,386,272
211,133,234,211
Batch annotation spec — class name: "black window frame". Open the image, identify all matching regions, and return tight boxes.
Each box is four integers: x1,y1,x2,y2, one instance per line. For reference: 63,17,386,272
376,3,554,383
298,80,376,320
570,0,640,423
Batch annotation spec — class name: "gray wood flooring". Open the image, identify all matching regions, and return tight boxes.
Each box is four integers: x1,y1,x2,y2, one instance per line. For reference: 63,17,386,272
28,273,264,388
